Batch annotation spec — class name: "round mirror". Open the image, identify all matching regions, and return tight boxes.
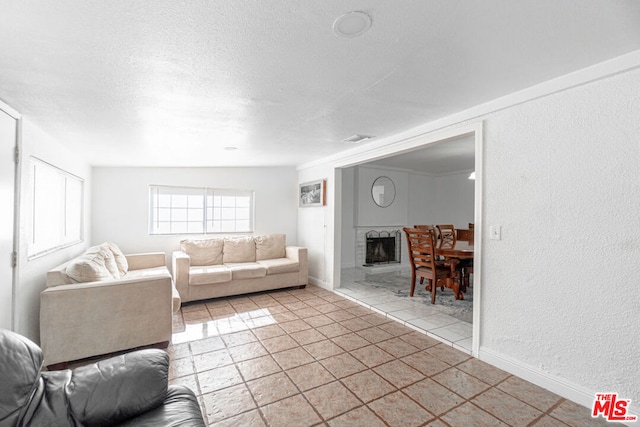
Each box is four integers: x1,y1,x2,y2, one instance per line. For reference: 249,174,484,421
371,176,396,208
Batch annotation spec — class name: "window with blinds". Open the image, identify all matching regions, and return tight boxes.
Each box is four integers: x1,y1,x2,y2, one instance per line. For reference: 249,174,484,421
28,157,84,258
149,185,254,235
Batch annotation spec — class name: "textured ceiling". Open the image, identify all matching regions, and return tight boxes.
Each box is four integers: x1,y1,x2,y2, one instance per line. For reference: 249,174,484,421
1,1,639,168
368,135,475,175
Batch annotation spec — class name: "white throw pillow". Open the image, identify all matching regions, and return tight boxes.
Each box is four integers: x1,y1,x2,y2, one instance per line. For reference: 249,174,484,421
98,243,120,278
223,236,256,263
66,246,115,283
106,242,128,276
255,234,286,260
181,238,224,266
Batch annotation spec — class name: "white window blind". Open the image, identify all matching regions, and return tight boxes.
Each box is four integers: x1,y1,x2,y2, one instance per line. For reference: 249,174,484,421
149,185,254,235
28,157,84,258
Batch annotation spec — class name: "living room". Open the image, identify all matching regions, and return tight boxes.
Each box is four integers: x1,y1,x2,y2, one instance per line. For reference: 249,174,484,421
2,2,640,425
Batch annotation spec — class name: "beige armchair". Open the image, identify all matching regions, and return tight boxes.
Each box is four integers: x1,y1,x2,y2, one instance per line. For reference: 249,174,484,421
41,244,179,368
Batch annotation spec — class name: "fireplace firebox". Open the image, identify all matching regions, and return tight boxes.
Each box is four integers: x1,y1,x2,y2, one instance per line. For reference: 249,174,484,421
365,230,401,265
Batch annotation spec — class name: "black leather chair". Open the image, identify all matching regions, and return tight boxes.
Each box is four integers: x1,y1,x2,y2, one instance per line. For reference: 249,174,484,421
0,329,205,427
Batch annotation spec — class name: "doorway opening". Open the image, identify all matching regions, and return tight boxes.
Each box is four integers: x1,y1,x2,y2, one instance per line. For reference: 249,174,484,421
333,123,483,356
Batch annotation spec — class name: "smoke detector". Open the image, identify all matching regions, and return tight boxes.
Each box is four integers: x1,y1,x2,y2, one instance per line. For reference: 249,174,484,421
333,11,372,38
341,134,374,144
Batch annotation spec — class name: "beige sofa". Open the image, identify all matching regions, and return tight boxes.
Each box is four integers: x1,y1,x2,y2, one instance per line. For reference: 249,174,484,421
41,242,180,368
172,234,307,303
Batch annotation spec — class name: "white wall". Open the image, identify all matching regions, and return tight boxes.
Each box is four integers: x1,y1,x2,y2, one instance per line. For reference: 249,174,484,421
91,167,299,263
300,60,640,411
354,166,408,227
17,118,92,343
407,172,474,228
298,165,335,289
479,67,640,406
340,168,356,268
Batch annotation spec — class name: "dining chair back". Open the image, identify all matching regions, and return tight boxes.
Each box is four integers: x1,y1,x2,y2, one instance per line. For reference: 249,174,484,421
403,227,455,304
436,224,457,249
456,228,473,242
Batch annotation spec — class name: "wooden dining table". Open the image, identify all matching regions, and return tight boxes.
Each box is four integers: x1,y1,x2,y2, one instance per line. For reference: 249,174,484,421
435,238,474,300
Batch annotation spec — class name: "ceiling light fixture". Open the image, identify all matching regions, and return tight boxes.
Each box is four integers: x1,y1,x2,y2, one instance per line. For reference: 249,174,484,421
333,11,372,38
341,134,374,144
224,146,238,151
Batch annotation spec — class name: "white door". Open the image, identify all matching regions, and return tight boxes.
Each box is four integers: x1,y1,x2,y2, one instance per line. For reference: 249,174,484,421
0,109,16,330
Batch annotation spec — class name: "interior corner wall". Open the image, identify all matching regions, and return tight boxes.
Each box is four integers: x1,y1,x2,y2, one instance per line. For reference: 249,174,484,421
16,118,92,343
91,166,299,262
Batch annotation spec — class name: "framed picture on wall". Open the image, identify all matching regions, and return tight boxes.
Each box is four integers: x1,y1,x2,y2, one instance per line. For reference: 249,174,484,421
299,179,326,207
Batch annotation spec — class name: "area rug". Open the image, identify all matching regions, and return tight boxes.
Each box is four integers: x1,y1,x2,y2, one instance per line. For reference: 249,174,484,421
354,270,473,323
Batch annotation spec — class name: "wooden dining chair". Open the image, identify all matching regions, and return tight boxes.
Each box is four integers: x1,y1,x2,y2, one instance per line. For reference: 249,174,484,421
455,228,473,242
436,224,457,248
413,224,434,229
403,227,456,304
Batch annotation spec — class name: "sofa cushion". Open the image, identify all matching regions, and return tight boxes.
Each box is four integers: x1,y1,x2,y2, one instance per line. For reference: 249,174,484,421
255,234,286,261
189,265,232,285
257,258,299,275
106,242,128,276
66,246,116,283
224,263,267,280
181,239,224,266
223,237,256,263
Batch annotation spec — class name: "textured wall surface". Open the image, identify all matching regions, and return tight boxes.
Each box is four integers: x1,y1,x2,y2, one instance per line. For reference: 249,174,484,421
480,68,640,402
17,118,92,343
302,64,640,409
91,166,299,259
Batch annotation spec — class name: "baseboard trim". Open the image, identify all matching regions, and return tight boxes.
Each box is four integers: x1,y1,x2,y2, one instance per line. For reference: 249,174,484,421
308,276,332,290
478,347,640,423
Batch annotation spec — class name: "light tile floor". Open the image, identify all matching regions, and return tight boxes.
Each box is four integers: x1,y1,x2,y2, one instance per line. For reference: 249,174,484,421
168,284,607,426
336,267,473,353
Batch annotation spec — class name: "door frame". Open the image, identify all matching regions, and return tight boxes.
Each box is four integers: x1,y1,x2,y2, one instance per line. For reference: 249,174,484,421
0,99,21,331
331,121,484,356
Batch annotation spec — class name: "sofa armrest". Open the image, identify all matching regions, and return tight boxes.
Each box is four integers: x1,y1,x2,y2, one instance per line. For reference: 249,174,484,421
285,246,308,285
65,349,169,426
40,276,173,367
126,252,167,270
172,251,191,301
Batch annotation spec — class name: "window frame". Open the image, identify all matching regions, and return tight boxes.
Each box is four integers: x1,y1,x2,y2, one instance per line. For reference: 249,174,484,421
148,185,255,235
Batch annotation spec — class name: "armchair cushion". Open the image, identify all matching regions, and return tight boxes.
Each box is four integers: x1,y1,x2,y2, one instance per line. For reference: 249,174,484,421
0,329,205,427
115,385,205,427
67,349,169,426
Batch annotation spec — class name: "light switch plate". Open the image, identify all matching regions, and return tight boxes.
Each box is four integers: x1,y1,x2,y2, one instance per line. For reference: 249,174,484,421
490,225,502,240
